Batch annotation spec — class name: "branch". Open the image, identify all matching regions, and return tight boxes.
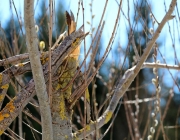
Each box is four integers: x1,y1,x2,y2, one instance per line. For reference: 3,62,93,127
73,0,177,139
0,53,29,66
0,62,31,108
24,0,53,139
142,62,180,70
0,26,88,136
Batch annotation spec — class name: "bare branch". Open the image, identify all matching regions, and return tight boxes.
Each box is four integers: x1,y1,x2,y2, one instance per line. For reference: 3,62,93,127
0,26,88,137
142,62,180,70
73,0,177,139
0,53,29,66
24,0,53,139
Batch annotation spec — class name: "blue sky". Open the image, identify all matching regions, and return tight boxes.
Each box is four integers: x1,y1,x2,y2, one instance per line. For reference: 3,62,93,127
0,0,180,93
0,0,175,48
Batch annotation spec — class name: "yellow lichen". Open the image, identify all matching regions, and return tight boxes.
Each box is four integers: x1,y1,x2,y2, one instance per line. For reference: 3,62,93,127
64,87,71,100
72,38,80,47
52,50,79,122
6,101,15,113
61,80,68,89
90,120,95,124
64,135,68,139
3,113,10,118
85,89,90,102
73,133,80,140
77,128,83,133
76,122,94,135
0,130,3,135
0,112,9,121
85,125,90,131
45,57,49,62
0,73,2,84
40,52,49,64
59,94,67,120
0,94,5,101
73,133,77,138
55,83,61,91
77,125,91,134
41,57,49,65
105,111,113,124
0,113,4,121
18,63,24,67
1,84,9,89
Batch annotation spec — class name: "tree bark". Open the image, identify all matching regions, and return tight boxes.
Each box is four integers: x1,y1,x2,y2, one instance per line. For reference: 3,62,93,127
24,0,53,139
